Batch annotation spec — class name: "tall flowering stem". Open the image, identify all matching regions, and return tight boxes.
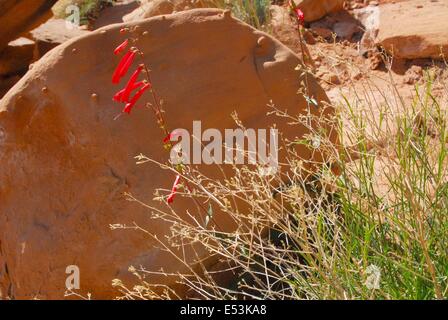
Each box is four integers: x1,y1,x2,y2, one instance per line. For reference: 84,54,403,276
109,27,221,229
288,0,313,69
137,52,170,139
287,0,314,118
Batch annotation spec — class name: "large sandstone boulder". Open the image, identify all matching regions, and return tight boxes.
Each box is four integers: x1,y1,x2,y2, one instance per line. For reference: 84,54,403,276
0,0,58,52
0,9,334,299
375,0,448,59
294,0,345,22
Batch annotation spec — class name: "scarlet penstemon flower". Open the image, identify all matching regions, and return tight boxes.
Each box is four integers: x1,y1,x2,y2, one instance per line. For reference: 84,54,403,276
112,50,134,84
294,8,305,25
123,82,151,114
114,39,129,55
167,175,181,204
111,39,150,114
112,50,131,84
120,65,144,102
118,50,136,80
163,129,182,144
113,81,144,102
288,1,305,24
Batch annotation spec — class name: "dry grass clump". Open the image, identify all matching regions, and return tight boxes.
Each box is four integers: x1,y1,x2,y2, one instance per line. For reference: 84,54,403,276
111,58,448,299
204,0,272,30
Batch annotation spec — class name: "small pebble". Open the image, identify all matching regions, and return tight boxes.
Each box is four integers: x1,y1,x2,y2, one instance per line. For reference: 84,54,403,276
257,36,267,46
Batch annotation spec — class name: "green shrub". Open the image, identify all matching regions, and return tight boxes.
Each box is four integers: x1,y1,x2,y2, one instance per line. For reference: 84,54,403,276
53,0,115,26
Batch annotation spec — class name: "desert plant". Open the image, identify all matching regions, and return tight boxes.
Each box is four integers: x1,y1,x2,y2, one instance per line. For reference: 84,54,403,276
53,0,115,26
206,0,272,30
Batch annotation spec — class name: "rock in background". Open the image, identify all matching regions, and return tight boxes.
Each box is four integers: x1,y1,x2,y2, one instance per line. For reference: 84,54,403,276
376,0,448,59
0,38,36,97
30,19,90,58
355,0,448,60
294,0,345,22
0,0,58,98
0,0,58,52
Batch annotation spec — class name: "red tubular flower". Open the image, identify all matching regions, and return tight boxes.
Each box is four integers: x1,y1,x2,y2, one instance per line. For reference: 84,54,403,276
288,0,305,25
112,50,137,84
121,65,144,102
295,8,305,25
113,81,144,102
114,39,129,55
112,50,132,84
119,50,137,79
123,82,151,114
131,80,145,90
163,129,182,143
167,175,181,204
113,89,124,102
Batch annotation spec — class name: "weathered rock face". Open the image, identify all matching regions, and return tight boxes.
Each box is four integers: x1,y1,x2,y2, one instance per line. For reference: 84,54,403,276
294,0,345,22
375,0,448,59
0,9,334,299
0,0,58,52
